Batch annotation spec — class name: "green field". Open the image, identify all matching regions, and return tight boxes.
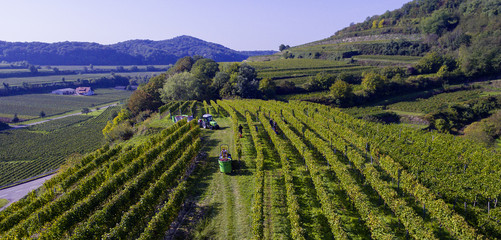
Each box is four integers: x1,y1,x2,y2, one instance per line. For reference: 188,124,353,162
0,71,161,88
0,88,131,118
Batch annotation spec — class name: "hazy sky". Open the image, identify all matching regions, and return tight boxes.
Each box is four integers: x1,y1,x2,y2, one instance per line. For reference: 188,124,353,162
1,0,411,51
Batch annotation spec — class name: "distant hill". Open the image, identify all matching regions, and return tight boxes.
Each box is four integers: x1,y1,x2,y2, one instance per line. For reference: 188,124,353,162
0,35,276,65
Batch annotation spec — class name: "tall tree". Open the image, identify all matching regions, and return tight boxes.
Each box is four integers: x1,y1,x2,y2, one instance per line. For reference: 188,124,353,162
160,72,202,101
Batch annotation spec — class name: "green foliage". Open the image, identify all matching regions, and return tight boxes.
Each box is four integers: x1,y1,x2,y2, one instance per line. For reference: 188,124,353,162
378,19,385,28
361,71,387,95
416,52,457,74
102,108,132,141
420,9,458,35
329,80,353,105
168,56,194,74
426,96,501,132
258,78,276,99
127,89,157,115
160,72,203,101
191,58,219,81
305,72,336,91
463,110,501,147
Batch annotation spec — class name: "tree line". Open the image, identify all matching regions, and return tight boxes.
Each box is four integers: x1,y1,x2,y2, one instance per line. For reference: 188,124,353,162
127,56,277,115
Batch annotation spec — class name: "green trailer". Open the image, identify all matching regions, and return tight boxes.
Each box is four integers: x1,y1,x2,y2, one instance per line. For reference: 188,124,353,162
218,144,232,173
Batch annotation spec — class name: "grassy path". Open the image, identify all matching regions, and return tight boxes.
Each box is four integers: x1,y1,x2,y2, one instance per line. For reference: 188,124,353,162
188,117,255,239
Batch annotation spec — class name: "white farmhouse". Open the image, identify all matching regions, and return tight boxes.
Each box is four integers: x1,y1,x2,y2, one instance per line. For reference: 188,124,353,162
75,87,94,96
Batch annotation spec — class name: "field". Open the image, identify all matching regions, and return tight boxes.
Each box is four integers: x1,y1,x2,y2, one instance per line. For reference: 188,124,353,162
0,106,120,188
0,72,161,88
0,88,131,118
0,100,499,239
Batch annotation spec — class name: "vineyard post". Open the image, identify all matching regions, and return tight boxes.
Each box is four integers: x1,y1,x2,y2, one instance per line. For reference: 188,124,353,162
464,202,467,214
423,204,426,219
397,169,401,192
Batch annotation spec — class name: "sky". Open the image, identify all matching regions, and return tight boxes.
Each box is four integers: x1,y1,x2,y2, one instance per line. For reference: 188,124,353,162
0,0,412,51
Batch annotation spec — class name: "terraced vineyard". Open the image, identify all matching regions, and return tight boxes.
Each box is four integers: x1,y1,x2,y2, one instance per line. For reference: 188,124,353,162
1,100,500,239
248,59,373,86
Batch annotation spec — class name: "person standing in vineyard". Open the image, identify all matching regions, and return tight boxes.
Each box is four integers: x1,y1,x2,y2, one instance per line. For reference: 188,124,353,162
238,124,243,138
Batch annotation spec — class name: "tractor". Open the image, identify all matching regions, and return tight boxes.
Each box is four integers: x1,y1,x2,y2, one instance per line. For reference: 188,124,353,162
218,144,232,173
198,114,219,130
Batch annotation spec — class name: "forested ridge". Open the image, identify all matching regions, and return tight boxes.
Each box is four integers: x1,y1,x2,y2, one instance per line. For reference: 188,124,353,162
0,36,275,65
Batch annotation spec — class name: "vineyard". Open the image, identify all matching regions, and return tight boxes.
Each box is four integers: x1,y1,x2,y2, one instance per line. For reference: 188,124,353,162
0,88,131,118
0,106,119,187
1,99,500,239
247,59,373,87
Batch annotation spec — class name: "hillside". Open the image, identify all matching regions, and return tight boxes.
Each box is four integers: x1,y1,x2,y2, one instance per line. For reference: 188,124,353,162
282,0,500,78
1,100,500,239
0,36,276,65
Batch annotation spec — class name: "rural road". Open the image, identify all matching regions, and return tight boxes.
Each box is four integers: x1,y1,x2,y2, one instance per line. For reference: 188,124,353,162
8,103,118,129
0,174,55,211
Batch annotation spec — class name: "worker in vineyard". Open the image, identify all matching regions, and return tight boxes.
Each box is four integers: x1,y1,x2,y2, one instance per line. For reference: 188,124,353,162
238,124,243,138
